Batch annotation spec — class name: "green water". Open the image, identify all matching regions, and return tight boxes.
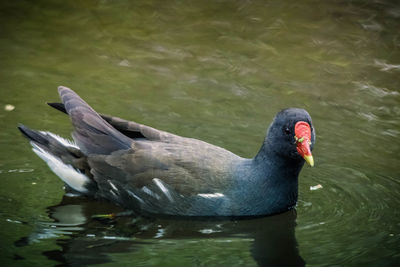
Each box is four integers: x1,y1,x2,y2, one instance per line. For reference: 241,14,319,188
1,0,399,266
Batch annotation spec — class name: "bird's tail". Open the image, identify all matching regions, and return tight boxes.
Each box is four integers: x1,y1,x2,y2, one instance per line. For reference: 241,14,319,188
18,124,96,195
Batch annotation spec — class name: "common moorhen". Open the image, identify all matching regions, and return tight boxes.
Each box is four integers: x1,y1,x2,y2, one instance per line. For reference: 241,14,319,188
18,86,315,217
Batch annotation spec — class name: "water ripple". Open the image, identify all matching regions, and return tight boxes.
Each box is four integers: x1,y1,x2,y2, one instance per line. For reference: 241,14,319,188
298,164,400,262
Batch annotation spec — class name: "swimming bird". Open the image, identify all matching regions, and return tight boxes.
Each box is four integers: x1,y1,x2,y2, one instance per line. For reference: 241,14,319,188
18,86,315,217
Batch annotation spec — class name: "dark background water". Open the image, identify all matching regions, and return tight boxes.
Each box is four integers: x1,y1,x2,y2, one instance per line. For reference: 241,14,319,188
0,0,399,266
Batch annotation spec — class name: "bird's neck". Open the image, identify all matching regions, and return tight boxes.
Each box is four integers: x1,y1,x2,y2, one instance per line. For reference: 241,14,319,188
253,141,304,173
252,140,304,196
230,142,304,216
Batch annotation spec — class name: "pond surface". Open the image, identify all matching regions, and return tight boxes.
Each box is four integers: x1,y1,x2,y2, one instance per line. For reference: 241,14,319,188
1,0,399,266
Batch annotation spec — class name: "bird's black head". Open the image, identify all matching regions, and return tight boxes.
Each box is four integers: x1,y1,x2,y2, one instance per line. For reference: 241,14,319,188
265,108,315,166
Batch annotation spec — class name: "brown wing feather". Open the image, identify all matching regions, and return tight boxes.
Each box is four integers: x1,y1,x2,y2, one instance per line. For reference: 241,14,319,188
59,86,133,155
48,101,189,143
88,139,240,197
100,114,186,143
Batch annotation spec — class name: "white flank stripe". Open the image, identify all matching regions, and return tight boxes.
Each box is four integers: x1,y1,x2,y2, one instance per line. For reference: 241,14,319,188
108,180,118,192
127,190,144,203
31,142,89,193
109,189,118,198
197,193,225,198
142,186,161,200
153,178,174,202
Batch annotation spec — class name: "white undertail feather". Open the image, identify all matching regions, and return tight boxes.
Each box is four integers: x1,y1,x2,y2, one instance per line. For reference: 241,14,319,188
40,131,79,149
31,142,90,193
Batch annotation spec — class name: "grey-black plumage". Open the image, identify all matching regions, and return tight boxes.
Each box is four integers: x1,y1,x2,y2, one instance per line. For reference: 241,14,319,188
18,86,315,217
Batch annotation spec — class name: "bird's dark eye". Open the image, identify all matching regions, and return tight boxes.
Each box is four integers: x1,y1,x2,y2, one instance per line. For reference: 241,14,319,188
284,127,291,135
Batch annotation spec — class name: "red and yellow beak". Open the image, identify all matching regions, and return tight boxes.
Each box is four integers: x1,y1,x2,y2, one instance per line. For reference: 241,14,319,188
294,121,314,167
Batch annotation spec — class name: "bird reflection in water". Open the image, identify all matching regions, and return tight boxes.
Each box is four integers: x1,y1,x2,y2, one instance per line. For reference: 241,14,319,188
15,196,305,266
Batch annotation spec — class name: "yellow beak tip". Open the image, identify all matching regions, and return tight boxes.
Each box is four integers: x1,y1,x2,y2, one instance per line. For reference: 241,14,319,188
304,155,314,167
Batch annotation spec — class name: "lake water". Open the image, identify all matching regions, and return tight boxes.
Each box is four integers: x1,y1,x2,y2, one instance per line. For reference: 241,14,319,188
0,0,399,266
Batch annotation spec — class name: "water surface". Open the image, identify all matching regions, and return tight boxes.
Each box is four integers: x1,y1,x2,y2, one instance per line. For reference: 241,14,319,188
0,0,399,266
